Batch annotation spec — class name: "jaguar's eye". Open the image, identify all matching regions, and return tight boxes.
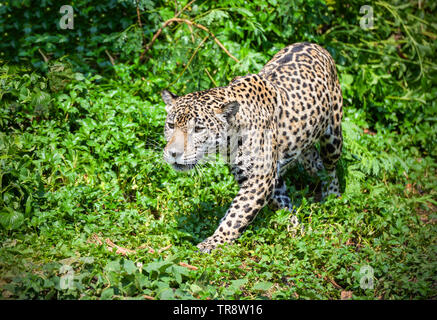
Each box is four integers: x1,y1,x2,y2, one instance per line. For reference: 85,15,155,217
194,126,205,133
167,123,174,130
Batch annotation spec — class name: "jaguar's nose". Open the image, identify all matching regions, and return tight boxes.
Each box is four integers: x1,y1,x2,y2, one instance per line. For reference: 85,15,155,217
169,150,182,160
165,145,183,163
165,129,185,164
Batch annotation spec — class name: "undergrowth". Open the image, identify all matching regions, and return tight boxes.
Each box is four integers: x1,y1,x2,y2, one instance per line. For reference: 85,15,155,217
0,0,436,300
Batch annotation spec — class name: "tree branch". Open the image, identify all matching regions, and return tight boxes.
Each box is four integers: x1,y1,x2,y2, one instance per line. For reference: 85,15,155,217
38,48,49,63
139,0,196,61
140,17,239,63
105,50,115,66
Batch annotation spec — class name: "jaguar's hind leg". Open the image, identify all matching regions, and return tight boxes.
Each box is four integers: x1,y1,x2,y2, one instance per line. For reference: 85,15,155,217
319,124,342,199
299,147,325,177
268,177,300,229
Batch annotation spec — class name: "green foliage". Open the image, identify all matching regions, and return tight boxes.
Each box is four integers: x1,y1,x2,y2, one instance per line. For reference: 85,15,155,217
0,0,140,73
0,0,436,300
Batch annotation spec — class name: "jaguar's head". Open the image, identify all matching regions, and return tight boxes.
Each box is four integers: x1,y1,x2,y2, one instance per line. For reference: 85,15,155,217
161,88,239,171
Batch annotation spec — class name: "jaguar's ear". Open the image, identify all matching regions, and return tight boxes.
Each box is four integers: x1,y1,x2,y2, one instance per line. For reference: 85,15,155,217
219,101,239,121
161,90,178,112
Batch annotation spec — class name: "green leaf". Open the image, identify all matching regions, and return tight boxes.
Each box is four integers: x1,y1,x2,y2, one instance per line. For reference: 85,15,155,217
135,273,150,288
158,288,175,300
234,7,253,18
104,260,121,273
25,195,32,216
341,74,354,85
230,278,248,290
0,208,24,230
189,284,202,294
101,288,114,300
124,260,137,275
253,281,273,291
74,73,85,81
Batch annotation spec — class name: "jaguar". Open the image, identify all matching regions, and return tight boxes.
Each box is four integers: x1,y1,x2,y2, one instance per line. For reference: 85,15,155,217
161,42,343,253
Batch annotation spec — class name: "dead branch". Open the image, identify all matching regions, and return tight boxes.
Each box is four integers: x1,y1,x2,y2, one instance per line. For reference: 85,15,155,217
139,0,196,61
139,1,239,64
136,0,147,47
38,48,49,63
141,17,239,63
179,262,198,270
135,0,143,29
105,50,115,66
105,238,136,256
158,244,173,253
204,67,218,86
175,18,239,62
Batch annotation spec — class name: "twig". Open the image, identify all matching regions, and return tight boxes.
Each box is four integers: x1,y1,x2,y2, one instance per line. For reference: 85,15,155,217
105,50,115,66
179,262,198,270
158,244,172,253
187,23,195,43
204,67,218,86
178,0,196,16
327,277,343,290
105,238,136,256
136,0,143,29
148,18,239,63
136,0,147,47
88,233,103,245
317,272,343,290
140,0,196,60
179,18,239,62
88,233,136,256
138,244,156,253
38,48,49,63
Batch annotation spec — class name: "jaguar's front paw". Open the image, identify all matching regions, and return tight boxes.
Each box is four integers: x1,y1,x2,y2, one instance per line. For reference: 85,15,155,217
196,235,227,253
288,214,304,235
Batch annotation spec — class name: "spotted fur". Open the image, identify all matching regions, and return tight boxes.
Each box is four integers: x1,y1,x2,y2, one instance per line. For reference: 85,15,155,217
161,42,343,252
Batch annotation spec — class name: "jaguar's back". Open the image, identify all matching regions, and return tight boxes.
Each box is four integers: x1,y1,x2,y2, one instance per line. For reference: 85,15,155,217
258,42,343,162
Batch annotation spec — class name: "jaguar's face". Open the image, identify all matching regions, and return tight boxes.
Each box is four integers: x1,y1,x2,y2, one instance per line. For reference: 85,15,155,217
161,89,239,171
163,111,213,172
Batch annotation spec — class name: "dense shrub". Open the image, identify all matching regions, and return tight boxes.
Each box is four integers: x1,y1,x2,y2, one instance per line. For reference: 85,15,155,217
0,0,436,300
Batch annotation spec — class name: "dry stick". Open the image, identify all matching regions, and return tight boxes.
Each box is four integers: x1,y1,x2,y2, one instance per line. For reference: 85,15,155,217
105,238,136,255
135,0,143,28
176,18,238,62
139,7,239,63
187,23,195,43
158,244,172,253
204,67,218,87
186,19,240,62
38,48,49,63
140,19,168,61
178,0,196,16
136,0,147,47
179,262,198,270
139,0,196,61
105,50,115,66
144,18,239,63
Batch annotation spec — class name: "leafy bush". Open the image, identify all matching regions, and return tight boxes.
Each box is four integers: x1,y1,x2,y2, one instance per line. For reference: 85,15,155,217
0,0,436,300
